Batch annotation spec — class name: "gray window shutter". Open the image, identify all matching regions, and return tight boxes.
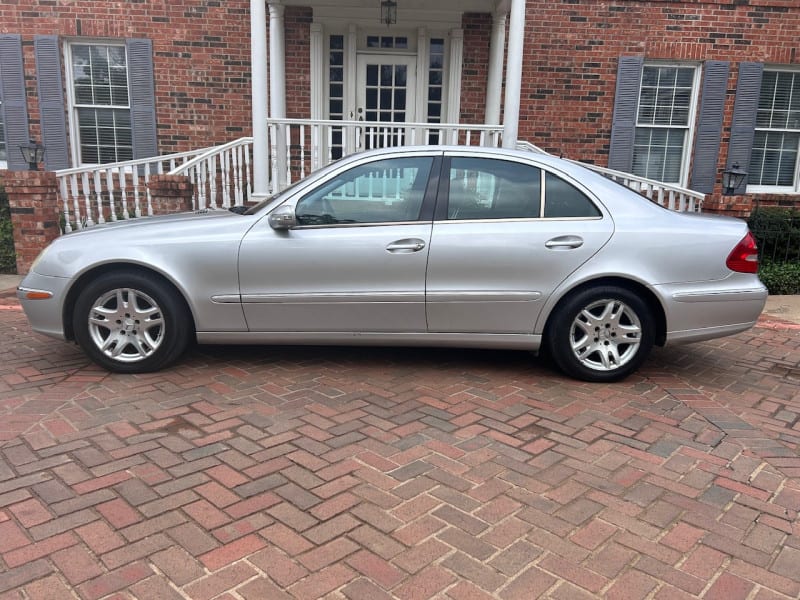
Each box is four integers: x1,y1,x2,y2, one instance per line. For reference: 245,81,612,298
689,61,729,194
126,38,158,159
608,56,643,172
727,62,764,195
34,35,70,170
0,34,30,171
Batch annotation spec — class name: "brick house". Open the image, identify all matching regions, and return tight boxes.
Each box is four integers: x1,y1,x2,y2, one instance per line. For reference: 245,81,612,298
0,0,798,216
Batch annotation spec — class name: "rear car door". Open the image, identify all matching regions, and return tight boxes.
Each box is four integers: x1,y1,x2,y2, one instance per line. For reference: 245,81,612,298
425,153,615,334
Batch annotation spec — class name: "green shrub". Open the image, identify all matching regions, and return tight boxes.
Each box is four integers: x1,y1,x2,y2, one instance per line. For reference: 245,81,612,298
758,260,800,295
0,186,17,274
748,206,800,263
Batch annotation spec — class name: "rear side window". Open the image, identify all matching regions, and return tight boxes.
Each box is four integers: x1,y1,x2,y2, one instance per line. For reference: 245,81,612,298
447,157,541,220
544,172,601,218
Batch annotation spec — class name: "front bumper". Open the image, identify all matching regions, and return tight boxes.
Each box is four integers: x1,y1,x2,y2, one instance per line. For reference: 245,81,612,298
17,271,72,341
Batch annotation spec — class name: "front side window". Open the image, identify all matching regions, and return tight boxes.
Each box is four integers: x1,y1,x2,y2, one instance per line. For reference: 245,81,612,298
749,70,800,191
296,156,433,225
633,65,698,184
69,43,132,164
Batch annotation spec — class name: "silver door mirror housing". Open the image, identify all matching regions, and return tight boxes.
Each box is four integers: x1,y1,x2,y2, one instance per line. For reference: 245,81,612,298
268,205,297,230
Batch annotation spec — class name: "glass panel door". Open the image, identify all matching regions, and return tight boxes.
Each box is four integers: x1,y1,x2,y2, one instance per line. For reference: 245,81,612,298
357,54,417,149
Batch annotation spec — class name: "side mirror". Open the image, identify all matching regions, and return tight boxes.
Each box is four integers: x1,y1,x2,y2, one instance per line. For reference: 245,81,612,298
268,205,297,230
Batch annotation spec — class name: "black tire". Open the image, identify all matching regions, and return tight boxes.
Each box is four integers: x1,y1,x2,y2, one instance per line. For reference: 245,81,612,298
72,271,191,373
546,286,654,382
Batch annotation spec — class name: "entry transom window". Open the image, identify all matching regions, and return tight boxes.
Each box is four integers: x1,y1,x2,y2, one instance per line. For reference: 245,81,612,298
68,43,133,164
749,70,800,191
633,65,698,184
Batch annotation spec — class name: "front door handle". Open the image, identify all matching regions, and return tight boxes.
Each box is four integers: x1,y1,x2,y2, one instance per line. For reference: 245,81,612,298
386,238,426,253
545,235,584,249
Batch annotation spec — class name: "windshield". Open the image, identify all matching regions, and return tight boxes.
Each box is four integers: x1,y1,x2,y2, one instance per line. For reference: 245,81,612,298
242,177,308,215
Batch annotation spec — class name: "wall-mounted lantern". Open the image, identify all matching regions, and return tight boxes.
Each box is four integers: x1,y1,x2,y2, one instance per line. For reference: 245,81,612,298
722,163,748,195
19,140,45,171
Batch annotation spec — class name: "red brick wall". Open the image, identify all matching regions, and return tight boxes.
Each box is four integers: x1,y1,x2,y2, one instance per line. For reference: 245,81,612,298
285,7,313,120
460,13,492,125
516,0,800,213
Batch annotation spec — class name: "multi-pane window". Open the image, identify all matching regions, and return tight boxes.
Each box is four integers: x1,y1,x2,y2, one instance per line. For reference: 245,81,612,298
328,35,345,160
749,70,800,190
69,43,132,164
632,65,698,184
0,100,6,164
427,38,445,144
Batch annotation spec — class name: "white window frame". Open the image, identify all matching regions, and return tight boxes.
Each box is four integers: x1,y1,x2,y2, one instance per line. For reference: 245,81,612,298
63,39,131,167
747,66,800,195
633,62,701,187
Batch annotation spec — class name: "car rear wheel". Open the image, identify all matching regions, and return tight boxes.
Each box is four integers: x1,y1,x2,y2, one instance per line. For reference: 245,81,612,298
73,272,190,373
547,286,654,382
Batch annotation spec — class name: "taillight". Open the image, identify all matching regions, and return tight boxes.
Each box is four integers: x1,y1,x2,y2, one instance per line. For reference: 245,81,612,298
726,232,759,274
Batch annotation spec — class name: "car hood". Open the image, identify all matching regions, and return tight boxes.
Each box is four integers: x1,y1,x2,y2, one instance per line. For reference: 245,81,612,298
63,209,238,236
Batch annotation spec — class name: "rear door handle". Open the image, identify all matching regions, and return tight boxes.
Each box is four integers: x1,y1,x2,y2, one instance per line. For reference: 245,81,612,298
386,238,426,253
545,235,584,249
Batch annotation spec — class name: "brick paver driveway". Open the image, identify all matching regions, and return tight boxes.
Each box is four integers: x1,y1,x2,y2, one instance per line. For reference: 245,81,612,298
1,296,799,599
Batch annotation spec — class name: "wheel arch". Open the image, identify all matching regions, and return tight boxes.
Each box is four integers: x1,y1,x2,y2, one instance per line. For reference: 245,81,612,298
62,263,197,342
542,276,667,347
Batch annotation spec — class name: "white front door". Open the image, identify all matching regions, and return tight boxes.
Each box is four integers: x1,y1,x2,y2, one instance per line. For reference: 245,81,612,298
356,54,417,149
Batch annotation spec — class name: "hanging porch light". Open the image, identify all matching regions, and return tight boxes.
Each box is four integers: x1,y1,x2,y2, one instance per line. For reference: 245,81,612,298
381,0,397,27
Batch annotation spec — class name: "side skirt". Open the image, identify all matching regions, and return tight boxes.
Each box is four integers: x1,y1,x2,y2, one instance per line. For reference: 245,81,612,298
196,331,542,351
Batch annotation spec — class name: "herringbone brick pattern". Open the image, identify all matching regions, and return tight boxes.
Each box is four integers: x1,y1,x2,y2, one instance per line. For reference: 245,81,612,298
1,300,799,599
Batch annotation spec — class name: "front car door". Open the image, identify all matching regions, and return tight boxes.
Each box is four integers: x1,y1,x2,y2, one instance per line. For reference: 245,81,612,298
425,152,615,334
238,153,439,332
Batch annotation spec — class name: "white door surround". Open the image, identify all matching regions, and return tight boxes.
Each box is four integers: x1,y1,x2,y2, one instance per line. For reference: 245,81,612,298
249,0,526,197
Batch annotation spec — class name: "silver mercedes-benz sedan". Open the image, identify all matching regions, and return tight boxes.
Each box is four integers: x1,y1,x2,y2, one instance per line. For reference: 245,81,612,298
18,146,767,382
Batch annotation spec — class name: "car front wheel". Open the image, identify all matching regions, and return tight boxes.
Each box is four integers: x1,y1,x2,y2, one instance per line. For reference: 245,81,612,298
73,272,190,373
547,286,654,382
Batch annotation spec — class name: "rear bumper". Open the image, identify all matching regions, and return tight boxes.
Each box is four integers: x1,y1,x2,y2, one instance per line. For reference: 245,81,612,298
658,281,768,345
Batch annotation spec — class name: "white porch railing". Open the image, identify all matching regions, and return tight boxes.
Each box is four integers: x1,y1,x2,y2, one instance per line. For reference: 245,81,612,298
52,119,704,232
263,118,505,196
569,161,705,212
169,138,254,210
54,147,215,232
515,140,705,212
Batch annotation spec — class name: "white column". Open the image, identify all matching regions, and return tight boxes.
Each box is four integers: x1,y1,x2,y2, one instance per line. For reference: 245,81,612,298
310,23,324,171
445,29,464,128
345,24,358,154
250,0,269,198
485,10,507,127
502,0,525,148
269,1,288,189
